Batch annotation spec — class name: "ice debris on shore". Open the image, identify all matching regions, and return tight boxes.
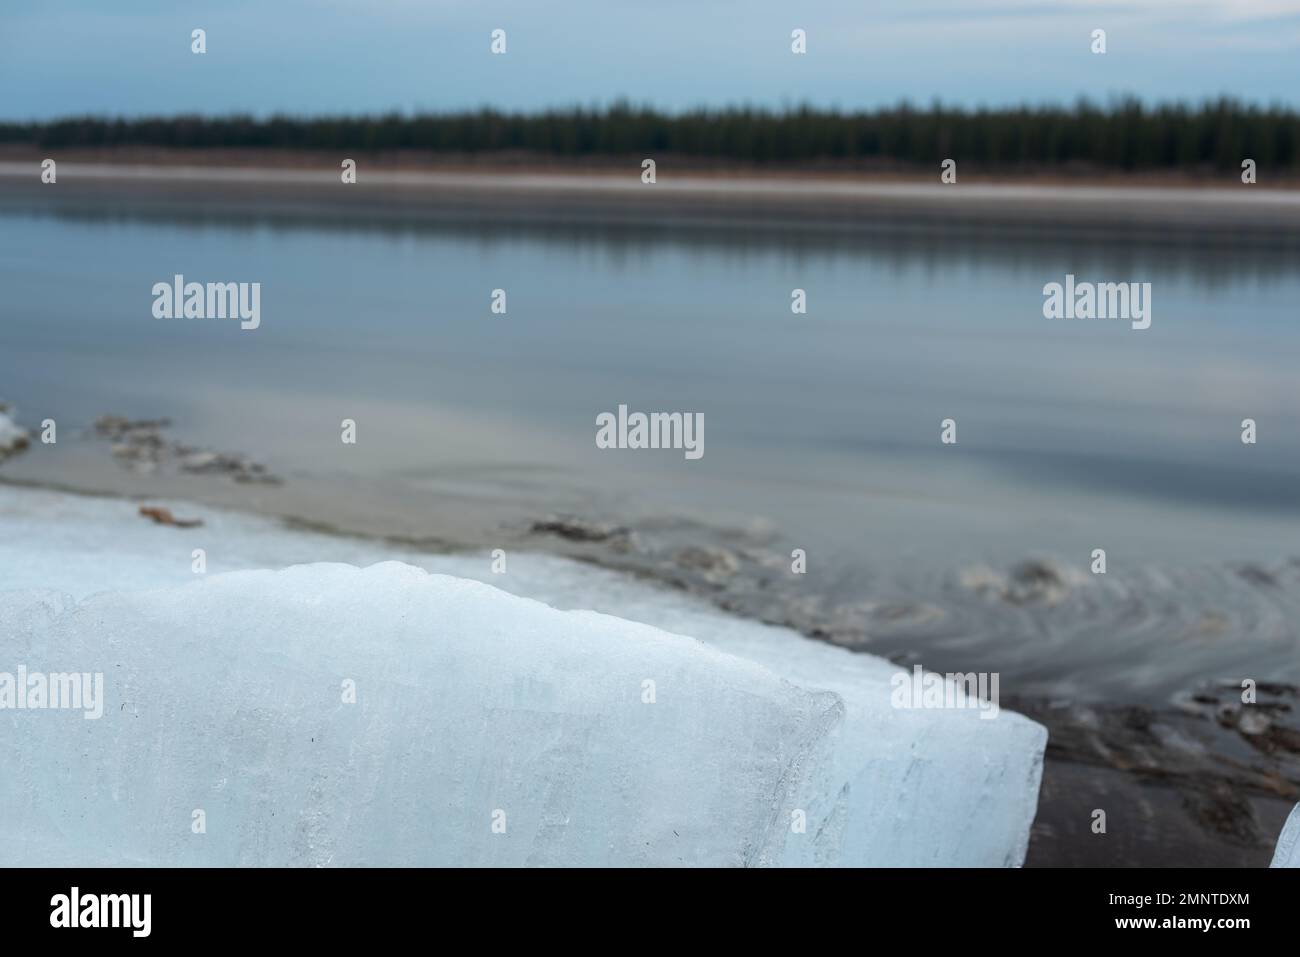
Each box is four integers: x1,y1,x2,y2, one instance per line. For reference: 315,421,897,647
94,414,279,484
0,485,1047,867
960,559,1079,607
0,403,29,460
527,514,637,551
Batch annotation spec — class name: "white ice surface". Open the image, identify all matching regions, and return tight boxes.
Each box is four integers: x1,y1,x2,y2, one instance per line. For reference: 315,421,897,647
0,485,1046,866
1272,804,1300,867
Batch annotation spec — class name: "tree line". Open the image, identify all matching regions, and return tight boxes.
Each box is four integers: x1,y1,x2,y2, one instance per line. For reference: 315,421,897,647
3,99,1297,171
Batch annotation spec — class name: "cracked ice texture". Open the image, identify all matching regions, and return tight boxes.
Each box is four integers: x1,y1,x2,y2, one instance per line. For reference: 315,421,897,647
0,487,1045,866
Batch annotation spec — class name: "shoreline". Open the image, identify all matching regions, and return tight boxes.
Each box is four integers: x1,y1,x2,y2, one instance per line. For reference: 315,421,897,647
4,158,1300,241
5,144,1299,186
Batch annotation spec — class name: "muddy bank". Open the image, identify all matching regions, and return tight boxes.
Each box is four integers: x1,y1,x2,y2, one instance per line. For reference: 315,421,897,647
4,159,1300,247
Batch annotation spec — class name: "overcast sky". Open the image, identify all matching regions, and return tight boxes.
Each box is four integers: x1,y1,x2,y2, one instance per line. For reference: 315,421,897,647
4,0,1299,119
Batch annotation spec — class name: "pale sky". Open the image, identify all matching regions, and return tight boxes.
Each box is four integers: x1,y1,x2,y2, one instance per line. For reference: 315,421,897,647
3,0,1299,119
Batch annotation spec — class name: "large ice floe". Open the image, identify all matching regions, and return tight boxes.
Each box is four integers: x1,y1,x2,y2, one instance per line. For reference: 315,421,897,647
0,485,1046,866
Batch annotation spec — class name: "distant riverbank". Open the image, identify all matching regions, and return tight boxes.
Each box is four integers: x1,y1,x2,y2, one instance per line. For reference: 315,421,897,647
3,153,1300,243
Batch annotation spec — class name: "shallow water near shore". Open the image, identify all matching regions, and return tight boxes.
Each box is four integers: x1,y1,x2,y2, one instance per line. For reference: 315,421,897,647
2,188,1299,865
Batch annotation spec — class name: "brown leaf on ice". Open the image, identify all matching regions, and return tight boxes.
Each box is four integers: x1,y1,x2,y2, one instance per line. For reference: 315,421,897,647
138,505,204,528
